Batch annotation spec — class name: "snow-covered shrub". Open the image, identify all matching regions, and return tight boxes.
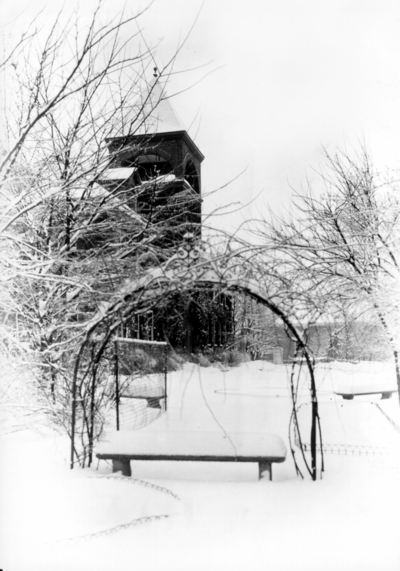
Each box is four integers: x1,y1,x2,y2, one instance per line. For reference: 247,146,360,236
198,354,211,367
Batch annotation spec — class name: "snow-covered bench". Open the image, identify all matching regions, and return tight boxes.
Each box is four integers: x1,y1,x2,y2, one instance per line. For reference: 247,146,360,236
334,381,398,400
336,389,396,400
96,421,287,481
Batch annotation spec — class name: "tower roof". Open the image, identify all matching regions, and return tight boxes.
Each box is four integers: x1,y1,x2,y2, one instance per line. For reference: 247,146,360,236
108,78,204,162
137,80,186,134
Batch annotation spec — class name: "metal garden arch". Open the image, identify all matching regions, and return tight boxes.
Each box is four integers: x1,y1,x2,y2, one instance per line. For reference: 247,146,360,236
71,234,324,480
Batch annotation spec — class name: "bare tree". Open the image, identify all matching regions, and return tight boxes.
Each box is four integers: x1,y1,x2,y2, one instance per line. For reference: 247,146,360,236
0,2,203,459
253,147,400,404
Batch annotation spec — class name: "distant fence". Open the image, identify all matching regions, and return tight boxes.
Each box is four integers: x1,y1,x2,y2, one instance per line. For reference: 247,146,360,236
295,436,391,457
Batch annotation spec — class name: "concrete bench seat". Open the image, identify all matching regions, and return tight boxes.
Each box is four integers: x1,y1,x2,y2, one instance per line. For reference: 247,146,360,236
96,422,287,481
335,389,397,400
334,379,398,400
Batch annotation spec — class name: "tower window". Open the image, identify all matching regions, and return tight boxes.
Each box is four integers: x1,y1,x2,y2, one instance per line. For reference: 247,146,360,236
121,153,172,183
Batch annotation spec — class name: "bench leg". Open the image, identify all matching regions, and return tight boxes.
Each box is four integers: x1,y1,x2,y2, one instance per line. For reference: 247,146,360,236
259,462,272,481
342,395,354,400
112,459,131,477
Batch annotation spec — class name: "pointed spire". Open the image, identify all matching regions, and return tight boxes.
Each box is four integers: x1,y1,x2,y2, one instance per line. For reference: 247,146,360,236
136,79,186,134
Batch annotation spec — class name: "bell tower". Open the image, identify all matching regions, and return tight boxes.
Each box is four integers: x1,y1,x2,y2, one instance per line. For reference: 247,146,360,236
103,80,204,235
100,79,221,351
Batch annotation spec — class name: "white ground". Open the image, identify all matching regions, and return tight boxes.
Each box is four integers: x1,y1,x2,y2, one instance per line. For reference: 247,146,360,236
1,360,400,571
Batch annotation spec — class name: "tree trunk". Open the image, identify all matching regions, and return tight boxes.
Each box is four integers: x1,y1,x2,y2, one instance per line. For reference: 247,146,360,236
393,350,400,407
375,308,400,407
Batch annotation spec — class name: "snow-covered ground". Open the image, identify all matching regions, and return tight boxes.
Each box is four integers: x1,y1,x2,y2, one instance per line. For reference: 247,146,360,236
1,360,400,571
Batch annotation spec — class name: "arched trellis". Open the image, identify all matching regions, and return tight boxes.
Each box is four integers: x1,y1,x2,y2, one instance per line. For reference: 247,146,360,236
70,234,324,480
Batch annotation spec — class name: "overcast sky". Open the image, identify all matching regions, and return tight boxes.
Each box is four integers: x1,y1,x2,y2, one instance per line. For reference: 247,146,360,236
3,0,400,229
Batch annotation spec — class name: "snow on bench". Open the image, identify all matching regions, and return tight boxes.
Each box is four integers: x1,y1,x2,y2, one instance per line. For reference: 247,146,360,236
334,380,398,400
96,420,287,481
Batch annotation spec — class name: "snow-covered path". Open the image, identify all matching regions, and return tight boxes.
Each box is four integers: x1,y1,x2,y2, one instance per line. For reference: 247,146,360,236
1,360,400,570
